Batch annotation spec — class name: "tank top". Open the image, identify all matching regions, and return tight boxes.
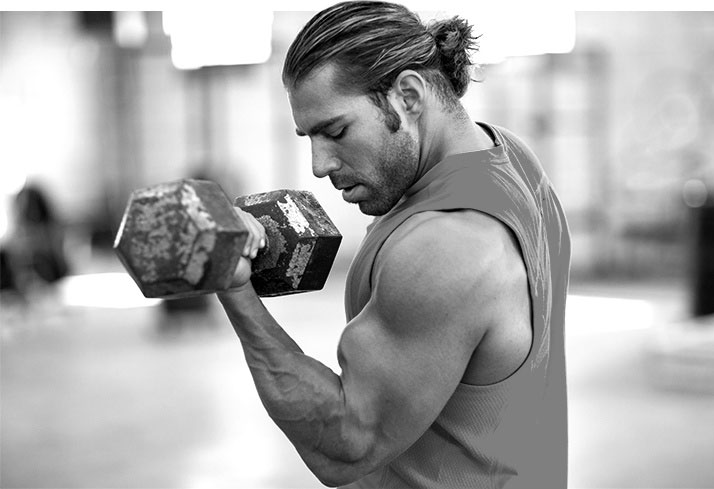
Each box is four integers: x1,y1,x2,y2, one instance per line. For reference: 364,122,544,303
342,123,571,488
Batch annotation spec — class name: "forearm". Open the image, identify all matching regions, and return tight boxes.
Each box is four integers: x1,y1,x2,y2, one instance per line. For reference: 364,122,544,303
217,285,373,485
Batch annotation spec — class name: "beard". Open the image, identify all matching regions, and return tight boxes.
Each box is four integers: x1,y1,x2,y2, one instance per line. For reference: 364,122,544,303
354,128,419,216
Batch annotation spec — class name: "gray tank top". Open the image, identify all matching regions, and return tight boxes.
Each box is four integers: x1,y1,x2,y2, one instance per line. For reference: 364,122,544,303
343,123,571,488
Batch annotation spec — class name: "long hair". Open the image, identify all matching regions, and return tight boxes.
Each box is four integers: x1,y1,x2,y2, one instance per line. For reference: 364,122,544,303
282,1,480,126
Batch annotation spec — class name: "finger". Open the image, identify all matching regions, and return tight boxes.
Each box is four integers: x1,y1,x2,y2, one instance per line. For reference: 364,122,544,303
238,210,264,259
248,214,265,258
247,216,261,259
255,219,266,250
231,255,252,288
238,210,257,257
246,214,266,258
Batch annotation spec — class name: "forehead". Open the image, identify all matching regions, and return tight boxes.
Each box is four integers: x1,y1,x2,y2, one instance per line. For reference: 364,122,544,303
287,64,366,126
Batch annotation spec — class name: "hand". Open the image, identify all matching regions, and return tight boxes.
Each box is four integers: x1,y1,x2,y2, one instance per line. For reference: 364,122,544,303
231,208,267,289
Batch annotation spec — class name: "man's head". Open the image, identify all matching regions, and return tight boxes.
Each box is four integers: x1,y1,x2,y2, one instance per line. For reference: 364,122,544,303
283,1,479,215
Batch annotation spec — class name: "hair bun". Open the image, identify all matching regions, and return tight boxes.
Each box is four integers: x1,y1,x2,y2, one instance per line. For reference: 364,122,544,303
426,16,479,97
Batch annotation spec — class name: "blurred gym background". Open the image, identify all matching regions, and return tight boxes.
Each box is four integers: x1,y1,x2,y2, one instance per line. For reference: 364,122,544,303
1,6,713,489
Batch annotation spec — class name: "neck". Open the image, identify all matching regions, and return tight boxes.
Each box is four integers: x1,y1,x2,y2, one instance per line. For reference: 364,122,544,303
413,106,493,184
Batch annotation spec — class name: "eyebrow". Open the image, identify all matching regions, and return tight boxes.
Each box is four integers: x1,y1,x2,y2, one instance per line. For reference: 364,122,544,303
295,116,345,137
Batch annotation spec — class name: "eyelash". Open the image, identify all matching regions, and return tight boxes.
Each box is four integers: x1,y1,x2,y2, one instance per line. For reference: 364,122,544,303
328,127,346,140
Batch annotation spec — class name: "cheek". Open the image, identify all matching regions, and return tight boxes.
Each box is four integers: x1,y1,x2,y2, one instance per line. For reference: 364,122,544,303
333,122,394,175
334,138,374,171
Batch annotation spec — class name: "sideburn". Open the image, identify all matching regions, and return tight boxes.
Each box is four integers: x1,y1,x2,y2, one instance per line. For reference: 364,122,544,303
369,91,402,133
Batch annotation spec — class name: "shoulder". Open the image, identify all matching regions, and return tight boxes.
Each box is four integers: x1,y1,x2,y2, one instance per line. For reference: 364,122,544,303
492,124,541,162
376,209,522,278
371,210,527,334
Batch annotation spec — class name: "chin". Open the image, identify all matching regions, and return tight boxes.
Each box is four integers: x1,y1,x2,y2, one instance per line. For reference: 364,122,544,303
358,195,400,216
358,203,387,216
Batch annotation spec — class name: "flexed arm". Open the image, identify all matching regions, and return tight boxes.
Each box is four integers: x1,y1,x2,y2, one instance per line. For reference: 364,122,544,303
218,210,509,486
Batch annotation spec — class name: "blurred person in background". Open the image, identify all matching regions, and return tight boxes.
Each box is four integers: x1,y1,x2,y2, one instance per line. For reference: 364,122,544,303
0,182,69,303
218,2,571,487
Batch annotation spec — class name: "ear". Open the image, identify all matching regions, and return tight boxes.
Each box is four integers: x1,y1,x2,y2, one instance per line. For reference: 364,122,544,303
389,70,426,120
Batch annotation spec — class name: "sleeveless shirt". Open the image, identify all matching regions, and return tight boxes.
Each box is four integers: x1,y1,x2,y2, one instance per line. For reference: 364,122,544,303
342,123,571,489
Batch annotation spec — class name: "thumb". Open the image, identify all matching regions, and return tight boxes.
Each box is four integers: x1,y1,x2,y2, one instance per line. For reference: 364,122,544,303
230,255,253,289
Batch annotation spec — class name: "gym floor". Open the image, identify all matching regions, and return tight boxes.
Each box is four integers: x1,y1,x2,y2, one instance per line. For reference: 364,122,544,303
2,252,714,489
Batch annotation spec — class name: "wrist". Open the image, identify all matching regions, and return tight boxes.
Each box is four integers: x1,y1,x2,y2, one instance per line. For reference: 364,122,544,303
217,281,259,313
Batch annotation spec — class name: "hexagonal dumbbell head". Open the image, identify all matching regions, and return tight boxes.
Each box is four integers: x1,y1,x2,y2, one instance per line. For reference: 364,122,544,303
114,179,248,299
235,190,342,297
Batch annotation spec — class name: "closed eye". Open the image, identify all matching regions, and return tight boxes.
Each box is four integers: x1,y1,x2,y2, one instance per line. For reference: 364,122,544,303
327,126,347,140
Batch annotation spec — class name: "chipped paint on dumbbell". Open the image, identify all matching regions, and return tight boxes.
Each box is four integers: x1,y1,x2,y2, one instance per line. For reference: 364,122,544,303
130,182,218,286
238,192,272,207
179,183,218,285
278,193,316,236
286,241,315,289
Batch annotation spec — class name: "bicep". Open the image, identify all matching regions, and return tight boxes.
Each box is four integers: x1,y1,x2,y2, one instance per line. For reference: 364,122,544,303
336,213,495,466
337,303,473,460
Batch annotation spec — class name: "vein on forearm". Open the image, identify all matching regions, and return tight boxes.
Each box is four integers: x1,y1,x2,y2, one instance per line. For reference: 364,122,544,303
219,291,367,465
247,344,354,455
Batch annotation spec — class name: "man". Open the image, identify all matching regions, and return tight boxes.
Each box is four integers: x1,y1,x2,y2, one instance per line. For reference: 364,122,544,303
218,2,571,488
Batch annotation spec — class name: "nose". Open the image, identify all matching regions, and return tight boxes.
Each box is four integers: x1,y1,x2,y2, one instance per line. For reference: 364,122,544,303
311,141,342,178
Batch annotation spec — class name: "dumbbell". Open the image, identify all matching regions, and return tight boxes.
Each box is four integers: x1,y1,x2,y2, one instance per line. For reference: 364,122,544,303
113,179,342,299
